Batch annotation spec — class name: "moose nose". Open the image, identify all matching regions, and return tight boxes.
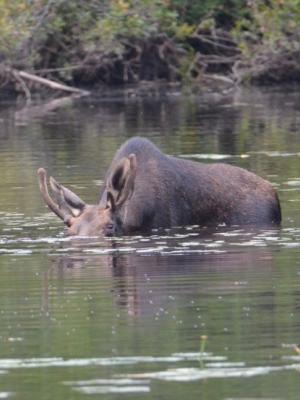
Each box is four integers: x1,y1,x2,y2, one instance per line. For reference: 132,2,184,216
105,224,115,237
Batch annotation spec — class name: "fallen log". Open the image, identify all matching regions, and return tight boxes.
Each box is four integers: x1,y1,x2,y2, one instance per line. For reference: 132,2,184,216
7,67,90,96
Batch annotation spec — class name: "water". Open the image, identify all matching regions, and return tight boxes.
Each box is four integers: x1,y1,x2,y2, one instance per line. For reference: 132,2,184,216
1,85,300,399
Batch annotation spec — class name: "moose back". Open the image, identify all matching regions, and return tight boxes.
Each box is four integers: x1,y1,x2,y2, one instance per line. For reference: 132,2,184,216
38,137,281,236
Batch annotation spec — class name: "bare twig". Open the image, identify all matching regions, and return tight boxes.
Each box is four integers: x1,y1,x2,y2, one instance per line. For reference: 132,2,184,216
192,33,239,53
198,54,240,64
34,64,84,74
203,73,235,85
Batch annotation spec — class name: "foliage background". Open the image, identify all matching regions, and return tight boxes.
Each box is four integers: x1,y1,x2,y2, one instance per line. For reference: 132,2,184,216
1,0,300,85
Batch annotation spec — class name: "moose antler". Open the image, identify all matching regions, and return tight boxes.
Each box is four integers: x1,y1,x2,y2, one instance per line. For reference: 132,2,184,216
37,168,72,225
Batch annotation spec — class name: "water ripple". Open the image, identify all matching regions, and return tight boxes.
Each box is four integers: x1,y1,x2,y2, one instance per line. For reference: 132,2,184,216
0,221,293,256
119,363,300,382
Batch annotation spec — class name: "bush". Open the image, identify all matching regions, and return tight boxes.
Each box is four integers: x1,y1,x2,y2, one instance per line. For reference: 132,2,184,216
1,0,300,87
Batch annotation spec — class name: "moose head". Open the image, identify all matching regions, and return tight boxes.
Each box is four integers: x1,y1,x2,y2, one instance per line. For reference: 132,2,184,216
37,154,137,236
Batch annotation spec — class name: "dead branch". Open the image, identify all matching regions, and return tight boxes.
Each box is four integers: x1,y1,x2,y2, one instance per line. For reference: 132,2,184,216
34,64,83,74
198,54,240,64
203,73,235,85
6,67,90,96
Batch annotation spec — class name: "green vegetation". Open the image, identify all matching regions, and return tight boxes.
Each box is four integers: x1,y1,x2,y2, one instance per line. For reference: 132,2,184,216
0,0,300,93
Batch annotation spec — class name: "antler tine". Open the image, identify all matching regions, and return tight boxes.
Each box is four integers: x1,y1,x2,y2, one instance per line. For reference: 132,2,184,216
37,168,71,225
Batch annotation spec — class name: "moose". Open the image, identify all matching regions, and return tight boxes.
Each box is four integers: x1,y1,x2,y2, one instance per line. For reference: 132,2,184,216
38,137,281,236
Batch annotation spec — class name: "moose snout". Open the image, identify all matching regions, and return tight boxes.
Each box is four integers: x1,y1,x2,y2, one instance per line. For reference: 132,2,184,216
104,223,116,237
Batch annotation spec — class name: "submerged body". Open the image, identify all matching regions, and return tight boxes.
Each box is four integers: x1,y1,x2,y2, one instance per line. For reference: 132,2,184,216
38,137,281,236
99,137,281,234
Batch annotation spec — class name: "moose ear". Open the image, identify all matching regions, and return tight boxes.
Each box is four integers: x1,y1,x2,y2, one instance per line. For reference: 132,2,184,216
49,176,86,217
106,191,116,211
106,153,137,208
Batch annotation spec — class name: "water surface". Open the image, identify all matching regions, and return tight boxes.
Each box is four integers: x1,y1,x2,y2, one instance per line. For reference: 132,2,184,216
1,86,300,399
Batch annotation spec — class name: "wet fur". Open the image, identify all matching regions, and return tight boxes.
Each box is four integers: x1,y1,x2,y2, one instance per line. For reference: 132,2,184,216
99,137,281,234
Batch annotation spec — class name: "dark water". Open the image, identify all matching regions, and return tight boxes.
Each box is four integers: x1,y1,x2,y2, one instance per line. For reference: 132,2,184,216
1,85,300,399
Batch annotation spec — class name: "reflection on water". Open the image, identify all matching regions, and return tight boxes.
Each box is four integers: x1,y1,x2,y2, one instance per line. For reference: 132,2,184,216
1,86,300,399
